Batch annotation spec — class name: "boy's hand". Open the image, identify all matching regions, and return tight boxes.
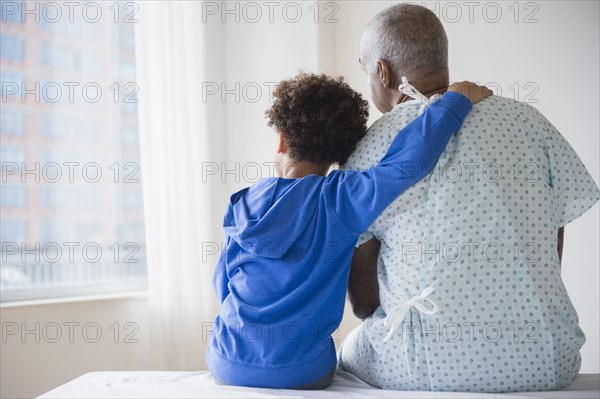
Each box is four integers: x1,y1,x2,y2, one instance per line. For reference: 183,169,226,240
448,81,493,104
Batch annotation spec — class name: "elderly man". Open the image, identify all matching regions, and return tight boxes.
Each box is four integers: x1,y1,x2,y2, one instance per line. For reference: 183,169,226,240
338,3,600,393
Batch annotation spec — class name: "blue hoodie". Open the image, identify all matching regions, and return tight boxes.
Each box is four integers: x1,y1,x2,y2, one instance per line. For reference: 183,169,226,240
206,92,472,388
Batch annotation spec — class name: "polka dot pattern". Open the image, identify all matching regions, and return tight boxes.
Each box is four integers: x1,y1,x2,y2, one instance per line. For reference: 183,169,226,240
338,96,600,392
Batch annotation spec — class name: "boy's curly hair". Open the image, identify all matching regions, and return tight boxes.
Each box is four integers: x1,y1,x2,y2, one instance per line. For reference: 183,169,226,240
265,72,369,166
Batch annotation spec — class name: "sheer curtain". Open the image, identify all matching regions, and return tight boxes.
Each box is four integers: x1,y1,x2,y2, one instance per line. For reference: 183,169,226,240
134,1,226,370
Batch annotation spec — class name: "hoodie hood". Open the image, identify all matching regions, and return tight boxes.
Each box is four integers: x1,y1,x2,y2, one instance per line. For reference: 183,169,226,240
223,176,322,259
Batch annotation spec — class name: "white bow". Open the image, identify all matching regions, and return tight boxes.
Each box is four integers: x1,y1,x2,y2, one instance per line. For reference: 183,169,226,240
383,286,440,343
398,76,432,105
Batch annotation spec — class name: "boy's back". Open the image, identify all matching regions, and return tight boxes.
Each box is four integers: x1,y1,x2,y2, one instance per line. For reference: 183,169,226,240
208,175,362,388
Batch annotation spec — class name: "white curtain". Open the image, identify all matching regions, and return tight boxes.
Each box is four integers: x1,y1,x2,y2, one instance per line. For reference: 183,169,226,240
134,1,226,370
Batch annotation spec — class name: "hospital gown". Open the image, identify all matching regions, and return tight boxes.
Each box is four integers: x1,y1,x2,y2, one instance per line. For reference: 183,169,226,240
338,95,600,393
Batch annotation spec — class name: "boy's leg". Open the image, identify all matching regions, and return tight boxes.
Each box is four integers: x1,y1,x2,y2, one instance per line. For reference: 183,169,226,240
293,367,336,390
212,368,335,390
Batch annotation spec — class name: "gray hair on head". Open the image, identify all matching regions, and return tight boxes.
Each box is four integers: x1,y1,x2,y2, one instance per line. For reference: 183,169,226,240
363,3,448,80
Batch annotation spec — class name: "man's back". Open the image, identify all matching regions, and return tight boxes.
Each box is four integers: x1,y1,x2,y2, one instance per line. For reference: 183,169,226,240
339,95,600,392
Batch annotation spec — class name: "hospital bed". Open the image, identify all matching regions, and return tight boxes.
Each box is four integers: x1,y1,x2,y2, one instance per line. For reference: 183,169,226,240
39,370,599,398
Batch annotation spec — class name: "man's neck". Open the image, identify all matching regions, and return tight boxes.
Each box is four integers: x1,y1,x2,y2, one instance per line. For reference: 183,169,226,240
396,70,449,104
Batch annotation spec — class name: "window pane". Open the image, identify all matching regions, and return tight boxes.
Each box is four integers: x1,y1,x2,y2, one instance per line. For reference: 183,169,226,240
1,221,27,243
0,1,146,301
0,185,27,207
0,33,25,62
0,108,26,135
1,147,26,164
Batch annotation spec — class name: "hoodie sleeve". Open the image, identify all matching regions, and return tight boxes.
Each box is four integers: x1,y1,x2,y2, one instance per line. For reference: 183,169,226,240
213,239,230,304
323,91,472,234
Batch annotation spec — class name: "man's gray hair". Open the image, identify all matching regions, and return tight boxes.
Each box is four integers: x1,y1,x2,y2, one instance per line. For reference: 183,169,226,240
363,3,448,78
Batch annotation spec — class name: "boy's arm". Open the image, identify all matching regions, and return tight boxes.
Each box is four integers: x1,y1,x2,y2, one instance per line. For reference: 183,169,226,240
324,91,473,234
213,247,229,304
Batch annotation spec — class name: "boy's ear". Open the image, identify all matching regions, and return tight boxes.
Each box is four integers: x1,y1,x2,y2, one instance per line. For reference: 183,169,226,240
277,132,288,154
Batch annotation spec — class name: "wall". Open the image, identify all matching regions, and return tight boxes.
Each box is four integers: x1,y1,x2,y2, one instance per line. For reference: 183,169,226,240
0,296,151,398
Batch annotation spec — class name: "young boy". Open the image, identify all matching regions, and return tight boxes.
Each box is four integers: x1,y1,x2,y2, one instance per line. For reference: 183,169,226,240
206,73,490,389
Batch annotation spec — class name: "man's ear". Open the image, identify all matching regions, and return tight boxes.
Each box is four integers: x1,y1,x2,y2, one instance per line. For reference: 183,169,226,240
276,132,288,154
377,59,393,89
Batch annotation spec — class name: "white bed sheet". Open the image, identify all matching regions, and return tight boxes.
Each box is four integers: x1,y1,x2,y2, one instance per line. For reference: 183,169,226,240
39,370,599,398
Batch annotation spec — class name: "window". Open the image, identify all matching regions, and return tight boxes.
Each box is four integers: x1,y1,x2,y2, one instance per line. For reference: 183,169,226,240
0,33,25,62
0,71,25,97
40,186,103,210
39,221,102,244
0,185,27,207
0,2,23,24
117,60,136,81
39,43,80,71
40,114,101,142
0,1,146,302
118,222,144,243
0,146,25,164
118,189,142,210
0,109,25,135
117,125,139,146
80,52,103,77
118,26,135,51
0,221,26,243
39,11,102,40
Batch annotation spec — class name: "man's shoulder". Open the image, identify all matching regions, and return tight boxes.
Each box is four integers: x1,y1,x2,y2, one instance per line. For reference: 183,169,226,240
466,95,556,139
344,102,423,170
470,95,545,119
368,101,423,134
